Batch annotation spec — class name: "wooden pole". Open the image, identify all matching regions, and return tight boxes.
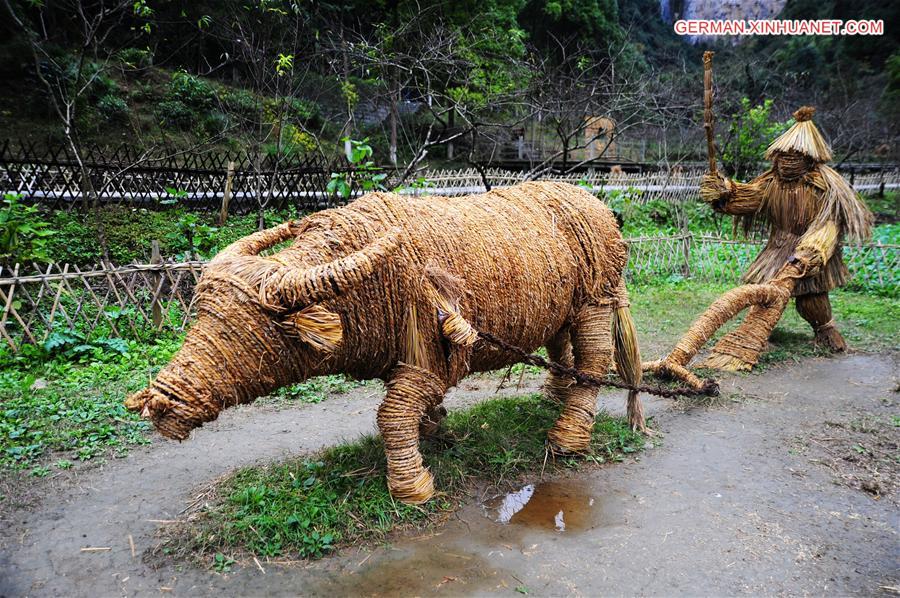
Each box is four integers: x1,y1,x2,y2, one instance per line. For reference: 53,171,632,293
703,51,718,176
219,161,235,226
150,240,162,328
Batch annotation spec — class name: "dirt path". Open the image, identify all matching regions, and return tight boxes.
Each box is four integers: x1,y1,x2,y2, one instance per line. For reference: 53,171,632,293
1,354,897,597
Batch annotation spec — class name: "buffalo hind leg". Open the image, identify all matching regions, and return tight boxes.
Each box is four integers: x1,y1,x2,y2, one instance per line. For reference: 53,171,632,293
377,363,445,504
543,327,574,404
547,301,613,454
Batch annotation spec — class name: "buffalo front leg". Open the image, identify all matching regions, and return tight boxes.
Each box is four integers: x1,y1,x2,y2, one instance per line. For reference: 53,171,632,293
377,363,446,504
547,301,613,454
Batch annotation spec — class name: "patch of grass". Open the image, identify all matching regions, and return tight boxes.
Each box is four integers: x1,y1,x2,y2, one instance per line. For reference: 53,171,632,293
159,394,645,563
0,335,183,469
259,374,369,407
629,280,899,363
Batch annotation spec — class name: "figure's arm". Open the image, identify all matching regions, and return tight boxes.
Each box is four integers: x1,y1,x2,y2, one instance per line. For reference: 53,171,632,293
791,219,839,277
699,172,765,215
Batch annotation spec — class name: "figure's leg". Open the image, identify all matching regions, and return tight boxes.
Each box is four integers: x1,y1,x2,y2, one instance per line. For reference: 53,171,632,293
547,301,613,453
543,327,574,404
377,364,445,504
702,296,788,371
796,292,847,352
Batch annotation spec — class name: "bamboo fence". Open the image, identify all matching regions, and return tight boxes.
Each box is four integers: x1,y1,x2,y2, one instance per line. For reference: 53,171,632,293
1,235,894,353
2,137,896,211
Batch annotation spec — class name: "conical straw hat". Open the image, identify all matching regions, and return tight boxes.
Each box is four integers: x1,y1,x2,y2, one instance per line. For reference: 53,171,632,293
764,106,832,162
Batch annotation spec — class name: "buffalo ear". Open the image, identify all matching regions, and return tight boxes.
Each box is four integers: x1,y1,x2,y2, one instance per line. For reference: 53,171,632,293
280,304,343,353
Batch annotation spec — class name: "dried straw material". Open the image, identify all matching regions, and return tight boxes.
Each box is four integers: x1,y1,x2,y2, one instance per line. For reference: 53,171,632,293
611,285,645,433
126,181,641,503
546,300,614,453
686,107,873,376
764,106,832,162
796,292,847,352
643,263,801,384
659,108,872,382
377,363,445,504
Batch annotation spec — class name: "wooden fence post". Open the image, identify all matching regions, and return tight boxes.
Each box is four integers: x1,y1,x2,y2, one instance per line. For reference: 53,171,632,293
219,160,235,226
150,240,163,328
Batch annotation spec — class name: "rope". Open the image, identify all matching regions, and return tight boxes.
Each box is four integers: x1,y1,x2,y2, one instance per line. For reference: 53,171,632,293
476,330,720,399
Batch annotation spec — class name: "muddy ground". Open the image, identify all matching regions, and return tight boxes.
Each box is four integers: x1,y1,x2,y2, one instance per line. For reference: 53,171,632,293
1,353,897,597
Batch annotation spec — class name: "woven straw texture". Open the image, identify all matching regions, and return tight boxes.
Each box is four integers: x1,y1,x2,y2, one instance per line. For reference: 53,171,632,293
126,181,642,503
657,108,873,381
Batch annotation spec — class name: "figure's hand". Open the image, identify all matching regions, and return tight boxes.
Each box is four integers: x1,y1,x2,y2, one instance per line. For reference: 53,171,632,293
790,247,825,276
699,173,729,204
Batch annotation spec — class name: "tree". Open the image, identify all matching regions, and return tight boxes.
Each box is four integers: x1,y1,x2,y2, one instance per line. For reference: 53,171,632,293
719,98,790,180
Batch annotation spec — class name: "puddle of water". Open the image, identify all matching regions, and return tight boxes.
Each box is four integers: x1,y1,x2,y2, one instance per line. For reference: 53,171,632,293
484,479,600,532
313,549,499,596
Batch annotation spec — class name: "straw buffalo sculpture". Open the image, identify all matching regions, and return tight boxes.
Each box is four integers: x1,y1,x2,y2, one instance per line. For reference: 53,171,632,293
126,182,645,504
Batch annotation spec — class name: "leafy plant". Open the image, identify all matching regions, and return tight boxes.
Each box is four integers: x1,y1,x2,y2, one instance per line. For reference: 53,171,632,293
327,138,387,200
213,552,235,573
96,94,130,122
0,193,53,268
43,329,129,359
165,213,218,259
117,47,153,69
720,98,791,180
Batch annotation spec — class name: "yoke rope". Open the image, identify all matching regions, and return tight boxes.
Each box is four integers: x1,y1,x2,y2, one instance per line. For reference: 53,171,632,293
476,330,720,399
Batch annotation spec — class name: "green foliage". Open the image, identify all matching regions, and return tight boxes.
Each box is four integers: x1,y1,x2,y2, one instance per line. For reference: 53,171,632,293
117,47,154,69
883,51,900,122
42,207,298,265
720,98,792,180
156,71,217,129
156,99,196,129
0,334,181,468
163,394,645,561
268,375,359,405
213,552,235,573
166,213,219,259
0,193,53,267
96,94,130,122
327,138,387,200
222,89,258,119
602,188,724,237
168,71,216,109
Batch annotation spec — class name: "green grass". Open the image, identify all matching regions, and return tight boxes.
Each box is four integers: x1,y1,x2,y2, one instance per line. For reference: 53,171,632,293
0,332,361,471
629,281,898,360
159,393,645,563
1,280,894,475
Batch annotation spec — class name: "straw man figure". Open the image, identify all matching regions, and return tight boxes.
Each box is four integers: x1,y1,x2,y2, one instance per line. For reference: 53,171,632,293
699,106,872,364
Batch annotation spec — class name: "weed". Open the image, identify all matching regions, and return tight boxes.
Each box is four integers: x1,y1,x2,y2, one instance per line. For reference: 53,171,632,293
212,552,234,573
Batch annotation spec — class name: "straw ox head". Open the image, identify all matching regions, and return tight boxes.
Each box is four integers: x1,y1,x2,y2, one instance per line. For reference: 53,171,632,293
124,222,400,440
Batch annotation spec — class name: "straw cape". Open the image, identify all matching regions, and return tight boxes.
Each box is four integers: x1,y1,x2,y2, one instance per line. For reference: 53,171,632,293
125,182,645,504
697,106,873,368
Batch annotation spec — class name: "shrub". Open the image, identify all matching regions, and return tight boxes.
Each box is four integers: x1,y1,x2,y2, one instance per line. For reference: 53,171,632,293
200,111,229,136
96,94,130,122
720,98,791,180
117,47,154,70
0,193,52,268
167,71,216,109
222,89,258,119
156,99,195,129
